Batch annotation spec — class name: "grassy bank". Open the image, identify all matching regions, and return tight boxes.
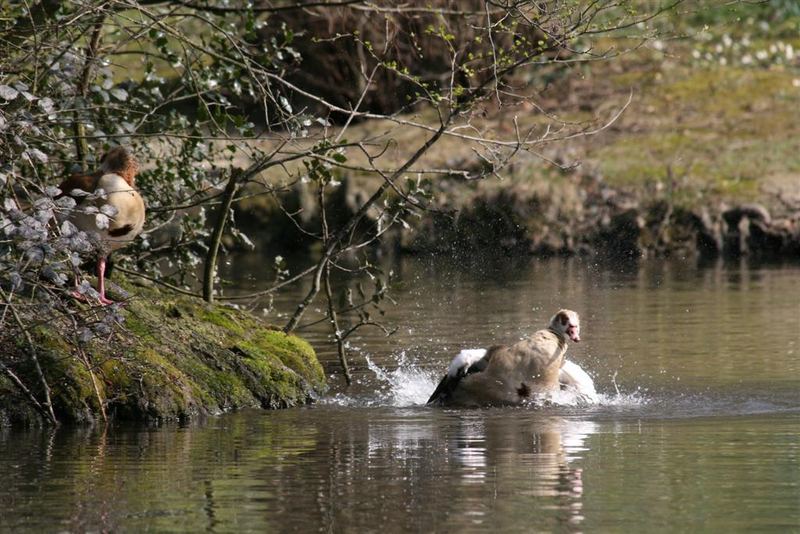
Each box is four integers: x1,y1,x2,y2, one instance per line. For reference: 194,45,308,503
234,7,800,207
229,9,800,261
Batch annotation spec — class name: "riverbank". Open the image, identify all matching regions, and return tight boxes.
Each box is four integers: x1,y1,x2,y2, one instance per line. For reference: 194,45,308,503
0,277,326,427
234,169,800,261
231,26,800,262
400,174,800,260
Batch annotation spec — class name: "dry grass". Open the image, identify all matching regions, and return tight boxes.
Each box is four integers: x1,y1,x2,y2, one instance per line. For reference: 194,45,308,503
208,25,800,210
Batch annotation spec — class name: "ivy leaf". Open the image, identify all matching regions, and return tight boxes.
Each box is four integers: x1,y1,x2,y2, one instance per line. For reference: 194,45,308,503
110,88,128,101
100,203,118,217
38,97,55,113
44,186,61,197
9,272,23,292
61,220,79,237
0,85,19,100
55,196,76,209
95,213,110,229
25,148,49,163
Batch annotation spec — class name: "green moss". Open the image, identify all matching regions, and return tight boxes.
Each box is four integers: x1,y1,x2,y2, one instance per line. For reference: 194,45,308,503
138,347,186,381
123,313,158,342
253,330,325,389
232,342,308,408
27,333,98,423
101,359,131,389
0,277,325,426
198,306,245,335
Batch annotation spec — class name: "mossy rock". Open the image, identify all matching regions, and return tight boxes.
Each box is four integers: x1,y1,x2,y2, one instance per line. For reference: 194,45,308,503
0,277,326,426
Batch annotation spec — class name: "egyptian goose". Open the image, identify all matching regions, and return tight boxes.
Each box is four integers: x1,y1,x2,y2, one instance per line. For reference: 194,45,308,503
427,309,588,407
58,147,145,305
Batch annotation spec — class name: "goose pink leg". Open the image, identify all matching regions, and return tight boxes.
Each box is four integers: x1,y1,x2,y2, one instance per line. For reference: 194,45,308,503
97,256,115,306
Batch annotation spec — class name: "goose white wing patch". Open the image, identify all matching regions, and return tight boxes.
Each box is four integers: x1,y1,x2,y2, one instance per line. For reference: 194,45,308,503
559,360,599,403
447,349,487,377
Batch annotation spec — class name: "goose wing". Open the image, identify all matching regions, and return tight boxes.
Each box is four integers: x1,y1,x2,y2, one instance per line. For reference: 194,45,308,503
559,359,599,403
427,348,493,405
57,172,100,204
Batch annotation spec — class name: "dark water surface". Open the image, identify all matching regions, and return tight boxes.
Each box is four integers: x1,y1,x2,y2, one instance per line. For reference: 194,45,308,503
2,257,800,532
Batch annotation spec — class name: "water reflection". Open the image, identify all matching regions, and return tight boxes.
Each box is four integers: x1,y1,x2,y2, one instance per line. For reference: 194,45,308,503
2,396,800,532
297,410,599,532
446,416,595,528
0,415,321,532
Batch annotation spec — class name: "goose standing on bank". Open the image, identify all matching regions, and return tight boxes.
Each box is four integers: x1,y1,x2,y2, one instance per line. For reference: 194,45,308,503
59,147,145,305
428,309,596,407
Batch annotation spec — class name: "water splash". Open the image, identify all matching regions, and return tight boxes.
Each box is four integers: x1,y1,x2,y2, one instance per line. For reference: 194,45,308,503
595,389,650,407
320,353,795,420
318,392,361,407
360,350,650,409
319,348,650,410
533,387,648,409
365,351,439,407
317,349,440,407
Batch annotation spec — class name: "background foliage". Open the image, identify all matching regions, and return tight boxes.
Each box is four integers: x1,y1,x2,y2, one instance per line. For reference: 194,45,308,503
12,0,787,422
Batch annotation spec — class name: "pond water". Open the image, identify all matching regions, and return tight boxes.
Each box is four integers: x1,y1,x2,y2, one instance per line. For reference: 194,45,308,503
2,256,800,532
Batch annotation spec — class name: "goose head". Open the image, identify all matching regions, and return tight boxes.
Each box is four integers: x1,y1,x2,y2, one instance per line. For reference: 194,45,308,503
100,146,139,185
549,309,581,343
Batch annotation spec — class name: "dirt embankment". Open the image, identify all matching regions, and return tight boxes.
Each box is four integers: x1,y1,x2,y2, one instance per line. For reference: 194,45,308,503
235,171,800,262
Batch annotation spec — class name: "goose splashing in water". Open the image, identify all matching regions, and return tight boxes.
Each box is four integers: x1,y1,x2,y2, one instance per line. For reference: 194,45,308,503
427,309,598,407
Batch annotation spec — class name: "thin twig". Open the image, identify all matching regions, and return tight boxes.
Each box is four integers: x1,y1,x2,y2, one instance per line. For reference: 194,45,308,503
0,287,57,425
203,168,240,302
